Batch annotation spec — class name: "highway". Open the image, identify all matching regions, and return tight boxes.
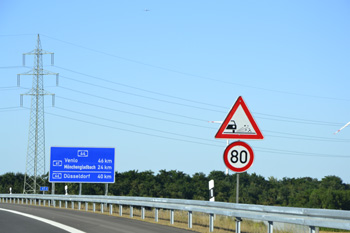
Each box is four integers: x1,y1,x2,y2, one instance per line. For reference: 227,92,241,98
0,203,196,233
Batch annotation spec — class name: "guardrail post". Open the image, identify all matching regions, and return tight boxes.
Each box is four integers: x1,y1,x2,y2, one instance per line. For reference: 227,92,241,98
21,198,24,204
30,199,32,205
141,207,145,219
170,209,174,224
71,201,74,210
93,203,96,212
236,217,242,233
101,203,104,213
39,199,41,206
65,201,68,209
268,221,273,233
130,206,133,218
119,205,123,216
34,199,37,205
155,208,158,222
26,199,28,205
309,226,318,233
188,211,192,228
109,204,113,215
209,213,214,232
85,202,88,211
59,201,62,208
48,200,51,207
78,202,81,210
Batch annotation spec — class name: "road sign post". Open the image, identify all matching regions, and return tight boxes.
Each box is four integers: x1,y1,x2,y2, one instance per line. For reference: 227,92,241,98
49,147,115,184
215,96,263,204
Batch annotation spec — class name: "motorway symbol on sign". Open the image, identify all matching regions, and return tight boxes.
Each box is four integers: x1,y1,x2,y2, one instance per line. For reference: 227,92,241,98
223,141,254,173
215,96,263,140
49,147,115,183
40,186,49,191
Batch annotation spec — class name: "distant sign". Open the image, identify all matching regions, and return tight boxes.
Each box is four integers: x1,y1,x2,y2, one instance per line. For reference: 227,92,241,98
223,141,254,173
49,147,115,183
215,96,263,140
40,186,49,192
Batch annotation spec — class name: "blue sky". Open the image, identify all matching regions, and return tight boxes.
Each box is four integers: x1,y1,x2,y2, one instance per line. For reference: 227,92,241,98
1,1,350,183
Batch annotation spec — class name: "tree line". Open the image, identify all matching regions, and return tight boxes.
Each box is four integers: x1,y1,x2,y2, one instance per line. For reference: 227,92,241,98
1,170,350,210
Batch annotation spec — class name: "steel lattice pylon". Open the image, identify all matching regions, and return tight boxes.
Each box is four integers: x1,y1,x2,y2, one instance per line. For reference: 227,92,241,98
18,34,58,194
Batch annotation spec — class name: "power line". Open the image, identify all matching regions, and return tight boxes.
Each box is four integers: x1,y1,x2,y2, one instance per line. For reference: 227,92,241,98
56,95,349,143
45,109,223,148
264,130,350,142
59,86,211,122
0,66,26,69
59,74,223,113
56,84,347,142
41,34,350,102
56,96,216,129
255,146,350,158
54,65,343,127
55,106,218,143
43,108,350,158
54,65,224,110
0,34,35,37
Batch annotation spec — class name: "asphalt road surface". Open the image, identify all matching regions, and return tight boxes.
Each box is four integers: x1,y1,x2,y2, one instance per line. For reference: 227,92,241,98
0,203,197,233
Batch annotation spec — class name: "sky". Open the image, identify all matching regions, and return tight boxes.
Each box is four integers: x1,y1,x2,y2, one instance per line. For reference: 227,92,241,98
1,1,350,183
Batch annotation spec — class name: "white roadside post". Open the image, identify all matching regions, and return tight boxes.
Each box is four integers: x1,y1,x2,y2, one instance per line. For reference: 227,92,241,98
65,185,68,195
209,180,215,202
209,179,215,232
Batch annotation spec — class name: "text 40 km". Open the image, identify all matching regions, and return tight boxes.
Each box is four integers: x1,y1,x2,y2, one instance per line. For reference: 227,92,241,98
97,174,112,179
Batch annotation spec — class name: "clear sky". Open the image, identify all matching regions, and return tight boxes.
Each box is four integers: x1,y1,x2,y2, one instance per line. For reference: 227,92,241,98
1,1,350,183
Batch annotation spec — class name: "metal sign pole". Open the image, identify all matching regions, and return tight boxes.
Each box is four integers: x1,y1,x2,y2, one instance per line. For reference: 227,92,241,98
236,173,239,203
79,183,82,195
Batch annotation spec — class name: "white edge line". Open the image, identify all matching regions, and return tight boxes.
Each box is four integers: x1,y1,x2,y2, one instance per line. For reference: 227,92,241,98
0,208,86,233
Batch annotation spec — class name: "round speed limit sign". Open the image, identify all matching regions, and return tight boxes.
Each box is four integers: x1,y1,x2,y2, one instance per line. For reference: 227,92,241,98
223,141,254,173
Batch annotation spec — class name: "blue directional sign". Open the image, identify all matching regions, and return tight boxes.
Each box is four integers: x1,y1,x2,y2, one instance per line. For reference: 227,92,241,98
49,147,115,183
40,186,49,191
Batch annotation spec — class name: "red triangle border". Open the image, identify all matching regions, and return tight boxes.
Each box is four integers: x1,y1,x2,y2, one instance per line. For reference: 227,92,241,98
215,96,264,140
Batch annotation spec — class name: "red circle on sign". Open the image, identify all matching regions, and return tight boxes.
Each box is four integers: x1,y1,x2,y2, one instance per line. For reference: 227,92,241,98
223,141,254,173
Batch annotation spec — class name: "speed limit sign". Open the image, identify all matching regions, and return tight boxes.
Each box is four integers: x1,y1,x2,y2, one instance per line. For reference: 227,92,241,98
223,141,254,173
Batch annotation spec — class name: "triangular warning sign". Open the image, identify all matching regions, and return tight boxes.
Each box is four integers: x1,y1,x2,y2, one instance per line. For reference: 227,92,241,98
215,96,263,140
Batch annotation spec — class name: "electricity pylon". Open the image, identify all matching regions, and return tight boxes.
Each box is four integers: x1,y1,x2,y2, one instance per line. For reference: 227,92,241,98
18,34,58,194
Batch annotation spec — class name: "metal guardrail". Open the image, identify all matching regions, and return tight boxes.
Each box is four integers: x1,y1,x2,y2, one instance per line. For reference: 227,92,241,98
1,194,350,233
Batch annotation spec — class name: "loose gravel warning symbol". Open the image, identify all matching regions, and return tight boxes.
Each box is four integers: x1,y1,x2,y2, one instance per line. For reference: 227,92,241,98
215,96,263,140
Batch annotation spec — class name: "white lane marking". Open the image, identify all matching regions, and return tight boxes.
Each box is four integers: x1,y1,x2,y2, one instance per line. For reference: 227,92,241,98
0,208,86,233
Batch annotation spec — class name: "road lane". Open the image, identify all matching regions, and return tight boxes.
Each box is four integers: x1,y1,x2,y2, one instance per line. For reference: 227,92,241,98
0,203,197,233
0,207,67,233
